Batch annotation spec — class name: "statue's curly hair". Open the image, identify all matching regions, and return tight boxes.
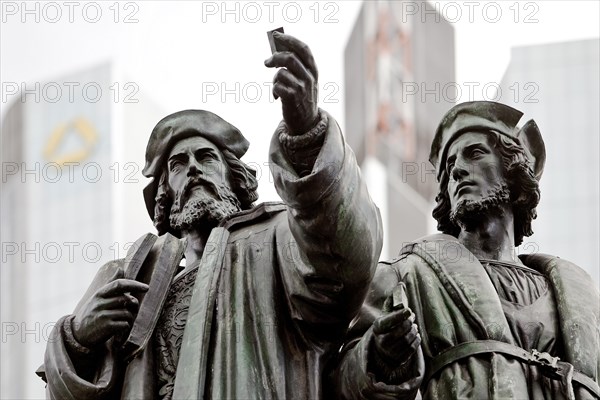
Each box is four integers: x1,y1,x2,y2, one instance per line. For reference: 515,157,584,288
432,132,540,246
153,148,258,236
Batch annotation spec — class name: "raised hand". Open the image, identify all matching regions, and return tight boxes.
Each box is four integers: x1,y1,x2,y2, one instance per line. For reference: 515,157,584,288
72,267,148,348
264,31,319,135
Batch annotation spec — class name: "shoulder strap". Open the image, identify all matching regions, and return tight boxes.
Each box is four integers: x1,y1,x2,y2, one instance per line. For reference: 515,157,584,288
400,236,507,341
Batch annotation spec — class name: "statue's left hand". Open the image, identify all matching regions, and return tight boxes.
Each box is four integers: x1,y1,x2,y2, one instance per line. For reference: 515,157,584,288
265,32,319,135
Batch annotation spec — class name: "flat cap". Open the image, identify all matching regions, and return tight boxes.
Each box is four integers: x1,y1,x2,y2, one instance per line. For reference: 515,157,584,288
142,110,249,220
143,109,249,178
429,101,545,181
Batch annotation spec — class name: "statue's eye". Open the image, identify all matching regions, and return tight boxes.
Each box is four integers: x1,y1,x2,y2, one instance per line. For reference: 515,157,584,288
195,151,218,164
169,160,183,172
201,154,217,163
471,148,485,157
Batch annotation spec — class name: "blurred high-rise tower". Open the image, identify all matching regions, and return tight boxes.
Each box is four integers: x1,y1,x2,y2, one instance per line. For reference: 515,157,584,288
344,1,456,258
1,63,163,399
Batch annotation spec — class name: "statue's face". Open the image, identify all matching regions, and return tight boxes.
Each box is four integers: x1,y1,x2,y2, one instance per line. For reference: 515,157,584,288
166,136,241,231
446,132,506,213
167,136,231,202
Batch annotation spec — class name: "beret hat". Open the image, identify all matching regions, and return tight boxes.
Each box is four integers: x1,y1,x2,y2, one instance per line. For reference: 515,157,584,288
142,109,249,178
429,101,545,181
142,110,249,220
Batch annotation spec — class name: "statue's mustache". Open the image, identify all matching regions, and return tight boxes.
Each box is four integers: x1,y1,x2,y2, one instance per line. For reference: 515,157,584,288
181,175,219,203
170,175,221,214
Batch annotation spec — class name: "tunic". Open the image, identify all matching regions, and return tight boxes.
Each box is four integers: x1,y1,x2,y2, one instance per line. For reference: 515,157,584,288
332,234,600,400
484,260,565,398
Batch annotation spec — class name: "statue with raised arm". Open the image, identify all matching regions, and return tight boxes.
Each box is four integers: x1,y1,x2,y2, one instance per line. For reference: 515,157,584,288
39,31,383,400
332,101,600,399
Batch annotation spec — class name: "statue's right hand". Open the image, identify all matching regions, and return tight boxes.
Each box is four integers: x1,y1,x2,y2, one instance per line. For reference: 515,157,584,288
372,307,421,368
72,268,149,348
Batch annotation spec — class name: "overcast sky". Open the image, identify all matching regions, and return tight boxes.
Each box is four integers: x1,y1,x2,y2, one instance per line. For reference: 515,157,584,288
1,0,599,215
2,2,598,197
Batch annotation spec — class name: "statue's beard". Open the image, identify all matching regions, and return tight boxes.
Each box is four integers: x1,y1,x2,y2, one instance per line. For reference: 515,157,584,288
169,176,241,232
450,183,511,232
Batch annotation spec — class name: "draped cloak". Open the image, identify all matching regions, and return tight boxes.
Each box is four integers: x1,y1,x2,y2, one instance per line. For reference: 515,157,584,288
333,234,600,399
39,111,383,399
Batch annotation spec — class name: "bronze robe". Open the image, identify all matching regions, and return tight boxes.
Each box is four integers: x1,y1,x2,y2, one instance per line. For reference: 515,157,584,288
333,234,600,399
40,111,383,399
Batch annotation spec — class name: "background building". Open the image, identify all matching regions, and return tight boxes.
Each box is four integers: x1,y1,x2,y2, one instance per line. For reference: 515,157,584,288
499,39,600,282
345,0,456,259
0,63,163,399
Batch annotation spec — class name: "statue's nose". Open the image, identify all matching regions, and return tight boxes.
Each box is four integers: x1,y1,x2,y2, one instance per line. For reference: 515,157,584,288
451,162,469,181
187,161,202,177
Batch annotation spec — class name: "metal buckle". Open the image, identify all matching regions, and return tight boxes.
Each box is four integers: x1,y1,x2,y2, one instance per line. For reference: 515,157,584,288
530,349,561,375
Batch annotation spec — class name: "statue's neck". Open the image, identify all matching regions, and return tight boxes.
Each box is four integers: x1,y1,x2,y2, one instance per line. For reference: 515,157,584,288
458,208,521,264
181,228,212,265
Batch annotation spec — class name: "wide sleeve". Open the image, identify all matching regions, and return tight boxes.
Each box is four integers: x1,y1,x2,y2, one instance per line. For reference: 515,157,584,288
269,109,383,339
329,262,423,399
41,261,124,399
44,316,121,400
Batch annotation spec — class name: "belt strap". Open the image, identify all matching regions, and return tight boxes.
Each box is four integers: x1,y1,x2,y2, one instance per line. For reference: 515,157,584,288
427,340,600,398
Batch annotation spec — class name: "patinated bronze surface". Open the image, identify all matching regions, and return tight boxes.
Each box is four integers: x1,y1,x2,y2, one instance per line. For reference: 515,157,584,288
39,31,383,399
331,101,600,399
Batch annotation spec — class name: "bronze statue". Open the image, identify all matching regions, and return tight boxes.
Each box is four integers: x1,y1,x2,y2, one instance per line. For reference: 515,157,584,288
332,101,600,399
39,31,383,399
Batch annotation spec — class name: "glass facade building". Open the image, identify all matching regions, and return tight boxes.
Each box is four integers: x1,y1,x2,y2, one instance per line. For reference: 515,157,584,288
1,63,163,399
499,39,600,282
